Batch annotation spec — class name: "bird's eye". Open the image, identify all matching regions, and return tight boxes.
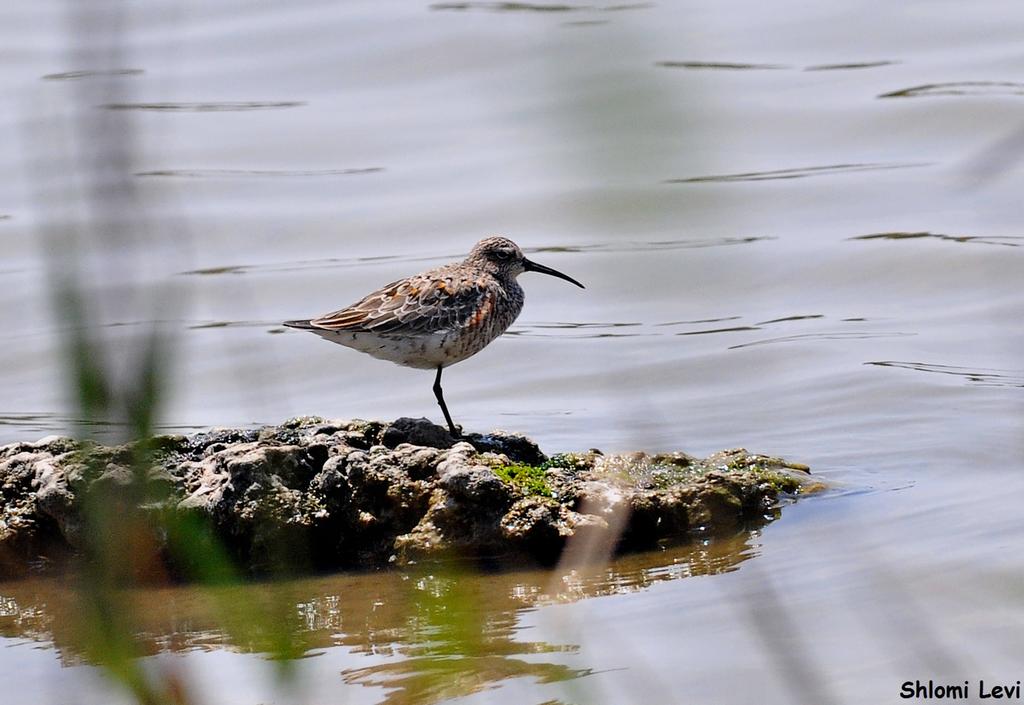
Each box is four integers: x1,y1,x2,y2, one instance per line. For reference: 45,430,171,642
494,250,512,260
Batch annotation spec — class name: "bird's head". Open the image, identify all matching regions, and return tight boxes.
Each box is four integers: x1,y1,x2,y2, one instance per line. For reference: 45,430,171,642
467,236,584,289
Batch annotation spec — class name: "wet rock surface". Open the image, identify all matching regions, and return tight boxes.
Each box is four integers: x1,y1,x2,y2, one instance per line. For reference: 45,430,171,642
0,417,815,577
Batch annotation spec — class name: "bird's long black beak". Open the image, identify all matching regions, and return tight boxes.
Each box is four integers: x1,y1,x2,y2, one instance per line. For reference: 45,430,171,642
522,258,585,288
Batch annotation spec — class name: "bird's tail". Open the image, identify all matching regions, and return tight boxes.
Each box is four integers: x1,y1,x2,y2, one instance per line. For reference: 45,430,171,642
283,319,317,330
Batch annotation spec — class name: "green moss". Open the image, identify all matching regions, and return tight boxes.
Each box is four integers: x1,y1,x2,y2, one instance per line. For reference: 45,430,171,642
722,456,761,472
492,464,553,497
748,468,802,494
540,453,591,471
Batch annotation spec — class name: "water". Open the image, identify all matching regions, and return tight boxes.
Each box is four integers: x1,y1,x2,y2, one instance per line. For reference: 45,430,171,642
1,0,1023,703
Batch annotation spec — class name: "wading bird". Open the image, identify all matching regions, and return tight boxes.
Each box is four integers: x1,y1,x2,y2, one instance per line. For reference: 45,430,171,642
284,236,584,437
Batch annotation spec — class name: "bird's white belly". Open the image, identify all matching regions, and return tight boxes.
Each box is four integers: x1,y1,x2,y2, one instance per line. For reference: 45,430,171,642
312,329,497,369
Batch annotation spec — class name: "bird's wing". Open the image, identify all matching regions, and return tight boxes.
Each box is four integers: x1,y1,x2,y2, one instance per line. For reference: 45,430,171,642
309,272,495,335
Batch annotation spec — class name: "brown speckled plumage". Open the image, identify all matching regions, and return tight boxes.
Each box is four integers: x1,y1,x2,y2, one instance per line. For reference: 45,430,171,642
284,236,584,436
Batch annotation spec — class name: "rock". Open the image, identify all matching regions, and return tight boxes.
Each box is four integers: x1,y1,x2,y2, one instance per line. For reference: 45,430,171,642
395,452,516,562
381,417,455,449
500,496,582,564
0,420,816,578
463,430,546,466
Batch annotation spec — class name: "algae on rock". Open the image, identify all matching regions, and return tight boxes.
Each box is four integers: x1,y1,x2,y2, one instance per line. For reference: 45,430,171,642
0,417,816,578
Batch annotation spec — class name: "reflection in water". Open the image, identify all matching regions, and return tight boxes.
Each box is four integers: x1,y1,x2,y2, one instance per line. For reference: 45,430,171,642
667,162,928,183
42,69,144,80
0,532,763,704
136,168,383,178
879,81,1024,98
865,361,1024,389
850,231,1023,247
339,573,590,705
103,101,305,112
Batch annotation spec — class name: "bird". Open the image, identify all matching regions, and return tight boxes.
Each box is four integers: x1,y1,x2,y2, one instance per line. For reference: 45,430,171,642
284,236,584,438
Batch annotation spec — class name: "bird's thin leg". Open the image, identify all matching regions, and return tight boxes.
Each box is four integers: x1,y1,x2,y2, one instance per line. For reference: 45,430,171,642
433,366,460,438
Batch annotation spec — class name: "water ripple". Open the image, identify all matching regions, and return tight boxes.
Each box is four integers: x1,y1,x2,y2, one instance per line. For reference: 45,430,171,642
677,326,760,337
37,312,876,348
657,60,898,72
508,321,650,338
136,168,383,178
655,316,742,327
188,320,284,331
666,162,928,184
0,413,211,437
180,254,417,277
103,101,305,112
43,68,143,80
728,331,914,350
527,236,772,253
850,231,1023,247
179,237,770,277
655,61,788,70
0,413,60,429
432,2,587,11
430,1,651,10
879,81,1024,98
805,61,899,71
866,361,1024,388
754,314,825,325
512,313,834,339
